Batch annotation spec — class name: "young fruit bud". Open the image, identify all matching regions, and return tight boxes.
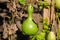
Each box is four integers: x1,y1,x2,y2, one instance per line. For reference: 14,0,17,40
47,31,56,40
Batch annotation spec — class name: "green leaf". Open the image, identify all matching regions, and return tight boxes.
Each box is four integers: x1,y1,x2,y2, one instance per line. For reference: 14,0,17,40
38,1,50,9
19,0,26,5
31,31,46,40
32,36,36,40
38,1,43,10
57,12,60,18
43,1,50,8
36,31,46,40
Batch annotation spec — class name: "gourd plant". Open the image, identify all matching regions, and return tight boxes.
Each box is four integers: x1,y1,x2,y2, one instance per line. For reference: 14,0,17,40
32,0,50,40
22,3,38,35
19,0,56,40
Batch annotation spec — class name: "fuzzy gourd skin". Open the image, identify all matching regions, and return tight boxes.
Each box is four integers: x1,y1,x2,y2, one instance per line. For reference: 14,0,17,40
47,31,56,40
22,19,38,35
22,4,38,35
55,0,60,10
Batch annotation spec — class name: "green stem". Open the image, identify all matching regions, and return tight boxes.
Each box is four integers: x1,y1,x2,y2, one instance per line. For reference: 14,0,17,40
57,19,60,40
28,13,32,20
9,35,12,40
11,13,14,24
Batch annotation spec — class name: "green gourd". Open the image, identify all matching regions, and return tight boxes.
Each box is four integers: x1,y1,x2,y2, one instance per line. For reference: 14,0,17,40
55,0,60,10
47,31,56,40
22,4,38,35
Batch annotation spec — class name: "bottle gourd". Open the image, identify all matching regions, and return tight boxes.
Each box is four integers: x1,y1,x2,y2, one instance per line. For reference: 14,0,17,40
22,4,38,35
